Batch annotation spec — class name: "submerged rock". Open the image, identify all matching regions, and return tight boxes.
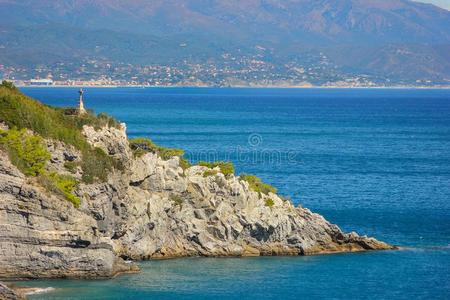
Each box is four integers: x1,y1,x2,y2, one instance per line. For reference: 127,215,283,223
0,125,394,280
0,282,24,300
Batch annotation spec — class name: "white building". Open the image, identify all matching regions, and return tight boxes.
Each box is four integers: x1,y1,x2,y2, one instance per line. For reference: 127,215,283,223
29,79,53,86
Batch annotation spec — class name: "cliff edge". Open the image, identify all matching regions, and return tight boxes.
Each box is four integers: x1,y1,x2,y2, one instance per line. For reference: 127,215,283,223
0,85,394,281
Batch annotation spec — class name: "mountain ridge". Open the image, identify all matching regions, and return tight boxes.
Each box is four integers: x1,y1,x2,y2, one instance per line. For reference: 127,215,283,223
1,0,450,85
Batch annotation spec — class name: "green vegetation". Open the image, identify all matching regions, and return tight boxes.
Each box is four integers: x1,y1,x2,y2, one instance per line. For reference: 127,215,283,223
64,161,78,173
96,112,120,129
0,83,119,149
170,194,183,207
80,147,121,184
61,148,118,184
240,174,277,195
0,83,122,183
129,137,185,160
0,128,51,176
0,128,80,207
203,169,218,178
179,157,191,170
1,80,18,91
38,172,81,208
129,137,192,171
198,161,234,177
265,198,275,208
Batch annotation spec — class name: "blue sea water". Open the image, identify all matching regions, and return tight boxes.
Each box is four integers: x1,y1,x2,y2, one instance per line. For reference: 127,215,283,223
15,87,450,299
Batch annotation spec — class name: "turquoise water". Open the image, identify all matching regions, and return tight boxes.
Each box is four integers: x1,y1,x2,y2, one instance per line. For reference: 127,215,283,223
16,88,450,299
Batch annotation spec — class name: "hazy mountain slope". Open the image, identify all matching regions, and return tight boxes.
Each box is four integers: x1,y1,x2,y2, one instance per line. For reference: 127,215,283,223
1,0,449,83
2,0,449,43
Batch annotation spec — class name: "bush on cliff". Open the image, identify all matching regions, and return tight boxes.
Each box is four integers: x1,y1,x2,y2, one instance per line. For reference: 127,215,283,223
0,128,50,176
1,80,18,91
240,174,277,195
265,198,275,208
38,172,81,208
203,169,218,177
179,157,191,171
80,147,121,184
129,137,185,160
198,161,234,177
0,84,121,183
0,128,80,207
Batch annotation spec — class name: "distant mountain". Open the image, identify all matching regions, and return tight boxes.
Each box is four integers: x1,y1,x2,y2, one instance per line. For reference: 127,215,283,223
1,0,449,85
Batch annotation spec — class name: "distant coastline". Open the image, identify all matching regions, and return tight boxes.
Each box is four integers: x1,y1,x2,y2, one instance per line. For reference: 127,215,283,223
16,84,450,90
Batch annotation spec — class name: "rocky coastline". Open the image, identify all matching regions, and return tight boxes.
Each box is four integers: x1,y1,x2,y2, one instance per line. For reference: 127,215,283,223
0,119,394,298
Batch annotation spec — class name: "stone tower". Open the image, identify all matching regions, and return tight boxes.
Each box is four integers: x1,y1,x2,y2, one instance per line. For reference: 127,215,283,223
78,88,86,115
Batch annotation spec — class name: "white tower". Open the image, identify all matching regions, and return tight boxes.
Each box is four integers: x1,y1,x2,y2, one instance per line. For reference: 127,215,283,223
78,88,86,115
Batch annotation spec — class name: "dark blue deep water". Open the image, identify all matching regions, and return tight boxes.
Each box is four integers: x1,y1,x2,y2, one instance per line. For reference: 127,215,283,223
16,88,450,299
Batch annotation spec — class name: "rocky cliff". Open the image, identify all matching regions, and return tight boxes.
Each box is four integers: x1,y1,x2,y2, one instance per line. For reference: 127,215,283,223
0,122,394,281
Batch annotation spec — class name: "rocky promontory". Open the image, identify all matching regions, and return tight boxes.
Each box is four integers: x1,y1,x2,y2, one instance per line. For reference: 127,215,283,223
0,85,394,285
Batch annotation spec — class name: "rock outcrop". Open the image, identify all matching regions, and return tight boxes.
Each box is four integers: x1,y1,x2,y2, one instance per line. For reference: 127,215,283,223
0,148,137,279
0,124,394,280
0,282,23,300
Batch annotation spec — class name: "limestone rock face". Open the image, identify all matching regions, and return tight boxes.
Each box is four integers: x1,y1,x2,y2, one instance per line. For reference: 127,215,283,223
46,139,82,178
0,125,394,280
0,149,137,280
82,124,132,164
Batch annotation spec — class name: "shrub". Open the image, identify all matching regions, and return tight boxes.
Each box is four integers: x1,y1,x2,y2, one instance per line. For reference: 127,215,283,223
0,86,112,150
129,137,184,160
129,138,154,156
159,147,184,160
64,161,79,173
179,157,191,170
240,174,277,195
39,172,81,207
0,128,80,207
198,161,234,177
0,129,50,176
97,112,120,129
203,169,218,177
1,80,18,91
80,147,115,184
265,198,275,208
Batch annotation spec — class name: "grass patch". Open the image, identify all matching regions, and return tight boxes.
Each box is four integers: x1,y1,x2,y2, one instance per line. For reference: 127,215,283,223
198,161,234,177
96,112,120,129
240,174,277,195
0,128,51,176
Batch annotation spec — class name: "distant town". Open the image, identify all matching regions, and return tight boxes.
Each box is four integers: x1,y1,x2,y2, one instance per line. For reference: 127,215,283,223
1,52,448,88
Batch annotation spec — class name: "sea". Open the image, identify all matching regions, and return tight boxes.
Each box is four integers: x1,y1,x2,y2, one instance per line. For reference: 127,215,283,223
13,87,450,299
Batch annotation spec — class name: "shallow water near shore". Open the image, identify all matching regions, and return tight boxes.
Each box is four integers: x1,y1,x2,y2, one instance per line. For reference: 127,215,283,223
16,87,450,299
